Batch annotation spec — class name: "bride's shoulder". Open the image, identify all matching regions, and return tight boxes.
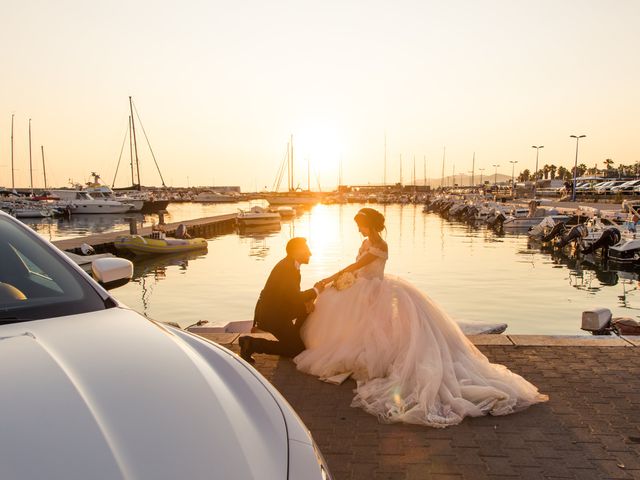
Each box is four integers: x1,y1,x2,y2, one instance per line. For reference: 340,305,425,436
370,239,388,252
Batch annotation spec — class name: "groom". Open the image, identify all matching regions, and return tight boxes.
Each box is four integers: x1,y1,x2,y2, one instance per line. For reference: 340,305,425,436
239,237,324,363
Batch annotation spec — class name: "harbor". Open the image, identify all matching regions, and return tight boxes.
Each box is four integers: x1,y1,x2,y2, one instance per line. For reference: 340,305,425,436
18,199,633,336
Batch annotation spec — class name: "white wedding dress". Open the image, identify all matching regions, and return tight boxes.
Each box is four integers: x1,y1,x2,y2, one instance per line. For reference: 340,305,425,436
294,239,548,428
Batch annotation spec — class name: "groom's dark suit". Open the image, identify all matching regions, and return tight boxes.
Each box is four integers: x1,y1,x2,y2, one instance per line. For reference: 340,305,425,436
250,256,317,358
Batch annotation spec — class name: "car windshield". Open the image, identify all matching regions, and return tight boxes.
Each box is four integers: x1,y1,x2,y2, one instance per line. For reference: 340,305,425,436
0,216,108,322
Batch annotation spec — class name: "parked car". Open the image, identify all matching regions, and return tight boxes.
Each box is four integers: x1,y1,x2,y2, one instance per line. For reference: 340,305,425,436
611,179,640,193
0,210,331,480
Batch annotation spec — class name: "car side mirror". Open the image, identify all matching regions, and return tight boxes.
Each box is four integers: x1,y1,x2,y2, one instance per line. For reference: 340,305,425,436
92,257,133,290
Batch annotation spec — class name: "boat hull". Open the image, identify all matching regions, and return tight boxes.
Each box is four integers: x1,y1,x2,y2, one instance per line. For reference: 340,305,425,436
140,200,170,213
114,235,208,255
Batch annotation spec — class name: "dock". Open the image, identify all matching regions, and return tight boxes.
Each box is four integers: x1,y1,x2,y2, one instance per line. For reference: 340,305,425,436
52,213,237,253
197,332,640,479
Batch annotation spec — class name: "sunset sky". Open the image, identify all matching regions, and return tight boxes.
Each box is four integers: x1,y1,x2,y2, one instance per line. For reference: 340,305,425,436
1,0,638,191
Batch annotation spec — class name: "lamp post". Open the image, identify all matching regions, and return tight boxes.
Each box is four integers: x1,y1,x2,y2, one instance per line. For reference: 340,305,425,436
570,135,586,202
509,160,518,198
492,164,500,186
479,168,485,186
531,145,544,198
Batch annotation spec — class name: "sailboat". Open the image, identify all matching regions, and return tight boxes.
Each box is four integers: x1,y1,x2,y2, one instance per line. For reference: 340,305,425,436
263,135,322,206
111,97,171,213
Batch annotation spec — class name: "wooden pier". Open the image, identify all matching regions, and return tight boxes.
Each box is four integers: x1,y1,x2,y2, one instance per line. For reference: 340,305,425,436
52,213,237,253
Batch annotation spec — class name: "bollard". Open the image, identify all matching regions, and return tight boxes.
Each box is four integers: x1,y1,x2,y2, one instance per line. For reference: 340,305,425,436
126,217,138,235
158,210,168,226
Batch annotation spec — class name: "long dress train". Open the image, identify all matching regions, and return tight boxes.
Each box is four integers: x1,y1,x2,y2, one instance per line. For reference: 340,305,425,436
294,240,548,428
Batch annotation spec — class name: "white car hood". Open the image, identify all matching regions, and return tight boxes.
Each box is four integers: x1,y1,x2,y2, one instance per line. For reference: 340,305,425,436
0,308,288,480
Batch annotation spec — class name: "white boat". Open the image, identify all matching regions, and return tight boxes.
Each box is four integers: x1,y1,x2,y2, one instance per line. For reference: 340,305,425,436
85,173,145,212
49,189,134,214
502,213,571,229
237,206,281,226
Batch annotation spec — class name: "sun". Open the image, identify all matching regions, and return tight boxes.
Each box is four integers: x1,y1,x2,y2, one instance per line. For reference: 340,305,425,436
295,122,344,186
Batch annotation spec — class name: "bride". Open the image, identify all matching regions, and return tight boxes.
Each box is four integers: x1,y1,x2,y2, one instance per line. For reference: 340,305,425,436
294,207,548,428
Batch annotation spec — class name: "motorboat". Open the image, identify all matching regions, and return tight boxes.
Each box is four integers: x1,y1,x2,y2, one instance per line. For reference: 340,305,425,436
49,189,134,214
273,206,295,218
86,181,145,212
1,200,59,218
237,206,281,226
114,234,208,255
501,201,570,229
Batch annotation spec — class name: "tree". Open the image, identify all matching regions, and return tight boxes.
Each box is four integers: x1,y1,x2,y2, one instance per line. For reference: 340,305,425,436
549,164,557,179
557,166,568,181
604,158,614,170
543,164,550,179
518,169,531,182
578,163,587,177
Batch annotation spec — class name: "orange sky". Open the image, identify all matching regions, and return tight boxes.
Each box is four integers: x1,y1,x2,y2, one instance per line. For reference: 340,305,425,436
1,0,639,191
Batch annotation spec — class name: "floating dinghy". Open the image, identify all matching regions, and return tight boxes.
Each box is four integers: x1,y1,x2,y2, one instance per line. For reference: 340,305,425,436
114,234,208,255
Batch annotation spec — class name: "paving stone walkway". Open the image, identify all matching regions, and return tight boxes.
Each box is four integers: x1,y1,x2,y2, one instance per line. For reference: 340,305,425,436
213,334,640,479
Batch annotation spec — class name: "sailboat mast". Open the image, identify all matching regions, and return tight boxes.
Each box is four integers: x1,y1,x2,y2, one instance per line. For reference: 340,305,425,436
28,118,33,195
399,154,403,185
307,157,310,192
423,155,427,187
383,132,387,185
41,145,47,189
441,147,446,188
129,96,141,190
471,152,475,187
10,114,15,189
129,116,135,186
413,155,416,187
290,134,294,191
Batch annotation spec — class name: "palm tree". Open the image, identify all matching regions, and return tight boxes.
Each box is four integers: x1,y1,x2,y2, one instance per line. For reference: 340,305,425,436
557,166,568,181
518,169,531,182
542,164,550,180
604,158,614,170
549,164,557,179
578,163,587,177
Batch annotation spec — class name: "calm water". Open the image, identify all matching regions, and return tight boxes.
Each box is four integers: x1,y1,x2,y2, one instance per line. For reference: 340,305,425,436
28,203,640,334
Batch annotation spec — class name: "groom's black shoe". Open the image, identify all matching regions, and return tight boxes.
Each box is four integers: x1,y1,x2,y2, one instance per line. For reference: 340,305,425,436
239,336,255,364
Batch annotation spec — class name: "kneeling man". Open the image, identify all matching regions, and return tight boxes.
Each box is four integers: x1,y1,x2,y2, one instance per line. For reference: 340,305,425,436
240,237,323,363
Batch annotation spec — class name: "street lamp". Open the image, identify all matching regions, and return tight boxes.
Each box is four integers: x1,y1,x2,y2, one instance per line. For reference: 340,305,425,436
570,135,586,202
531,145,544,198
479,168,485,186
492,164,500,186
509,161,518,198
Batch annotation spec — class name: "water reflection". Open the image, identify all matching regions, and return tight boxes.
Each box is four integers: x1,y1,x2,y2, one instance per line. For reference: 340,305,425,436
237,224,282,259
103,204,640,333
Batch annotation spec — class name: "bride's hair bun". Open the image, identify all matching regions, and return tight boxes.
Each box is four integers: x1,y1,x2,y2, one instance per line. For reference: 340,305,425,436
355,208,385,232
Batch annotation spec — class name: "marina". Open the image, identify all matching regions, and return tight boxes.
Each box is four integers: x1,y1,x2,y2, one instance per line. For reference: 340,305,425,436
32,200,640,335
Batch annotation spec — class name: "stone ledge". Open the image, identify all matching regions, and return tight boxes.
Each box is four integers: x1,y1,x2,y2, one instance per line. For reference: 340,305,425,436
194,332,637,348
507,335,631,347
467,334,514,346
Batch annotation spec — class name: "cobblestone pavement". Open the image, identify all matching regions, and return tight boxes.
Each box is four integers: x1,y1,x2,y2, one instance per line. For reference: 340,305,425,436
229,343,640,479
